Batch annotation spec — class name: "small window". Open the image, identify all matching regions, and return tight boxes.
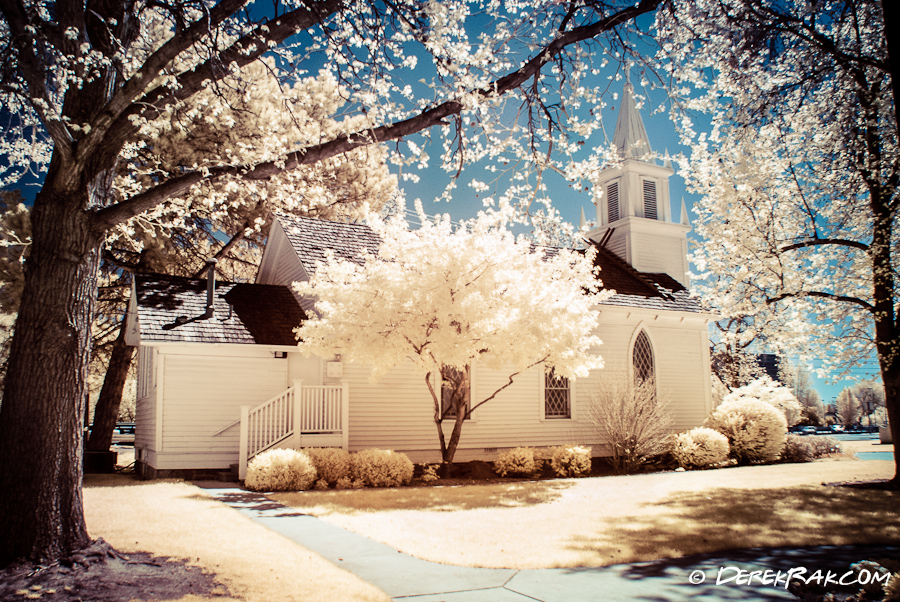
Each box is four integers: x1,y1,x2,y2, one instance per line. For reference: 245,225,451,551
441,365,470,419
607,181,620,223
632,330,655,384
544,368,571,419
642,179,658,220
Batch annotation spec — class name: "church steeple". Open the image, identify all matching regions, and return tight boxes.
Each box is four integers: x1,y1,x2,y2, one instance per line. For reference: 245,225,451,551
585,76,692,287
613,78,653,160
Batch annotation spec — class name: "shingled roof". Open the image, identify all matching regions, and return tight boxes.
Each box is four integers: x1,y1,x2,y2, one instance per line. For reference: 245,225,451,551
133,273,306,345
276,213,382,276
588,244,706,313
274,214,706,315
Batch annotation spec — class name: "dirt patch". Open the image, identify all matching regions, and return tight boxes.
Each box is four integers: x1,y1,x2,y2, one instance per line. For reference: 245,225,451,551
0,539,228,602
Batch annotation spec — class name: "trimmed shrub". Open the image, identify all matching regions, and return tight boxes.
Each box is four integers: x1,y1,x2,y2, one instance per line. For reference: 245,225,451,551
350,449,414,487
550,445,592,478
245,448,317,492
494,447,536,477
420,464,440,482
670,427,730,469
705,397,787,464
334,476,352,490
780,434,815,463
305,447,352,486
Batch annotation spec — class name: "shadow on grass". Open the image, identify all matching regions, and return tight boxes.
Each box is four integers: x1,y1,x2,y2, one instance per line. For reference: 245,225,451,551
272,479,576,513
84,473,146,488
565,485,900,568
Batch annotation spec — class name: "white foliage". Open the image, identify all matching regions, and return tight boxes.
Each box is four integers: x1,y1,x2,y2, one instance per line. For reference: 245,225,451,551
722,377,803,427
669,427,730,469
657,0,897,387
705,397,788,464
294,206,608,382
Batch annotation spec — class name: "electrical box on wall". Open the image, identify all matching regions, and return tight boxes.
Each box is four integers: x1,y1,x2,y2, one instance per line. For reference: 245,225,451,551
326,361,343,378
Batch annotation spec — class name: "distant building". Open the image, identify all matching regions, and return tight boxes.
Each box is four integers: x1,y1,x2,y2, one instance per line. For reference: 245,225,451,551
756,354,782,382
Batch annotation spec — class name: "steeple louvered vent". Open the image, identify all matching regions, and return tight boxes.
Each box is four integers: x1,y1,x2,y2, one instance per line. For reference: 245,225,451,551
607,181,620,223
643,179,658,220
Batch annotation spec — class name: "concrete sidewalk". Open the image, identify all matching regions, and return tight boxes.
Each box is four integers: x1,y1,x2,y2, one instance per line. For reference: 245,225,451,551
198,483,895,602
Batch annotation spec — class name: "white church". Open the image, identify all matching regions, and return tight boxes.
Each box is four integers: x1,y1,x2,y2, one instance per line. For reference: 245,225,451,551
125,81,715,479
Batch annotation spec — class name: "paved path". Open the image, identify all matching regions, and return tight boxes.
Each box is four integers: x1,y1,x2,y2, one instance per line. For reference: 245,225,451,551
197,483,895,602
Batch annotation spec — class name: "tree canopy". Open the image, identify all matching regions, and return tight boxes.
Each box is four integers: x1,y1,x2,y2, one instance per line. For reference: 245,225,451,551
658,0,899,481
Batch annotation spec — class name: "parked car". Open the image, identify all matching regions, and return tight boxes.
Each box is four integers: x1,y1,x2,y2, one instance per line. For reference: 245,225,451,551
112,422,135,446
829,424,845,433
799,426,818,435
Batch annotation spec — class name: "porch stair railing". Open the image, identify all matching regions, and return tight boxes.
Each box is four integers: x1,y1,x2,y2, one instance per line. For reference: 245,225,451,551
238,380,349,480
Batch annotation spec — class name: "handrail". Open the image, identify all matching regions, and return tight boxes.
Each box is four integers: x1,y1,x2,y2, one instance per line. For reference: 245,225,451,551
238,382,349,479
211,418,240,438
245,386,295,461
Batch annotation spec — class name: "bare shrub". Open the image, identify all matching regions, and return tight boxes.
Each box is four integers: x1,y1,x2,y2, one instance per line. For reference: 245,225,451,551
350,449,414,487
588,378,672,474
780,434,815,464
304,447,351,486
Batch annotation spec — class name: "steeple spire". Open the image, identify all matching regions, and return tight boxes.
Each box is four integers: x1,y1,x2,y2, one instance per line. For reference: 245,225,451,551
613,73,653,160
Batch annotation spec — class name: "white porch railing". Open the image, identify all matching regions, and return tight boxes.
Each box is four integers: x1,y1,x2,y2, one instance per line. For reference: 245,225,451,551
239,380,349,480
298,385,344,433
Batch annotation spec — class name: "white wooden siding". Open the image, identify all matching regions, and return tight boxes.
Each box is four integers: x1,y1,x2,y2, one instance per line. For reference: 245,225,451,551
155,350,288,469
340,312,710,462
634,233,684,277
134,346,157,453
256,221,311,309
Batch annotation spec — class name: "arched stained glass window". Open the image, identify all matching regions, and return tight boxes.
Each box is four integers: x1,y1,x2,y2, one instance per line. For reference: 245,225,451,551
632,330,654,384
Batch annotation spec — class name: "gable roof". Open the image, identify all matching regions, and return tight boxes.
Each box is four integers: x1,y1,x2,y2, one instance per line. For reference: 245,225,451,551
276,213,382,277
133,273,306,345
588,244,705,313
274,214,706,315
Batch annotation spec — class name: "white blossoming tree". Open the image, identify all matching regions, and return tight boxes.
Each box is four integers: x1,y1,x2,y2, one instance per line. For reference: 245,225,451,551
294,206,608,465
721,376,803,428
657,0,899,484
0,0,665,562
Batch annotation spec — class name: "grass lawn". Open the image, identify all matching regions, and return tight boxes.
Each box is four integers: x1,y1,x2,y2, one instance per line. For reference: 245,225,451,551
80,444,898,602
271,456,900,569
83,476,391,602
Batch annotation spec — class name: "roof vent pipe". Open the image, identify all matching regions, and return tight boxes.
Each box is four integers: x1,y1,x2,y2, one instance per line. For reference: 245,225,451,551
204,258,218,319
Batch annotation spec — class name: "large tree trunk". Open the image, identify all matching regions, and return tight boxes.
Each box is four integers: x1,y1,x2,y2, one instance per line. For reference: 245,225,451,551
86,322,135,452
0,170,104,564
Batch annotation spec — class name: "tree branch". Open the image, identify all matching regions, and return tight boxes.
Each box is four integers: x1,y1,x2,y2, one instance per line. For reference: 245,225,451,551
97,0,343,160
467,356,548,417
80,0,251,160
765,290,874,312
0,0,76,160
92,0,660,230
780,238,869,253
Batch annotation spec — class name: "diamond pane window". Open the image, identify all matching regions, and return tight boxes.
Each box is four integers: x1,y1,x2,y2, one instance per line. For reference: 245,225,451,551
632,330,655,384
544,368,570,419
